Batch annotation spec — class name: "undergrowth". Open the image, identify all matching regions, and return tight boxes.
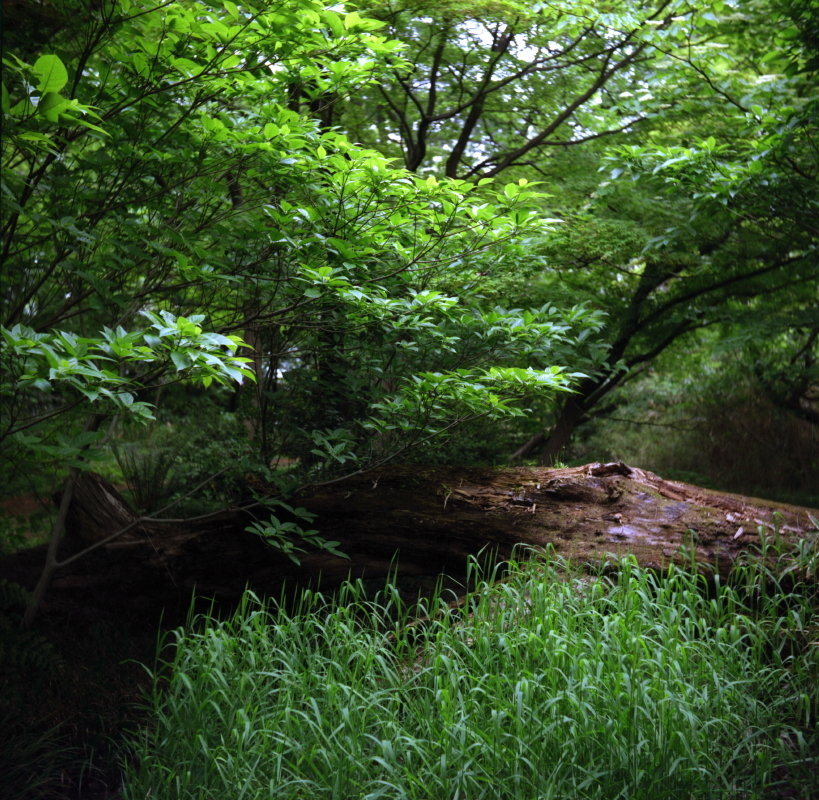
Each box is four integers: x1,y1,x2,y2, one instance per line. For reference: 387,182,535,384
121,530,819,800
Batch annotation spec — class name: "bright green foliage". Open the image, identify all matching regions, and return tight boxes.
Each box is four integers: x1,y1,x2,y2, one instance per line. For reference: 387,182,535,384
3,0,813,531
1,0,602,564
2,313,254,473
564,0,819,466
315,0,818,466
3,315,252,413
492,0,818,462
346,0,720,178
122,549,819,799
3,51,106,134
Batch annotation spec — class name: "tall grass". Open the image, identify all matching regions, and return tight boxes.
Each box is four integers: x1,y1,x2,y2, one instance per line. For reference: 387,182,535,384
122,545,818,800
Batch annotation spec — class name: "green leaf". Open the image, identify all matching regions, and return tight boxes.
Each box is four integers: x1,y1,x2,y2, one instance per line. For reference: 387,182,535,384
344,11,362,29
65,114,108,135
10,97,36,116
170,351,193,371
1,82,9,114
37,92,70,122
324,10,345,37
173,58,204,77
33,54,68,94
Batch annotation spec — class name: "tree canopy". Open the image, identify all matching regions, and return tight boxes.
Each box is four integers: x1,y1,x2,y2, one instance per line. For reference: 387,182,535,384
2,0,610,618
332,0,818,463
1,0,816,617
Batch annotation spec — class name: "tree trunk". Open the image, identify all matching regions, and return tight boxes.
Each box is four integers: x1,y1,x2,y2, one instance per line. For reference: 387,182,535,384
537,396,589,465
512,378,605,466
2,463,816,622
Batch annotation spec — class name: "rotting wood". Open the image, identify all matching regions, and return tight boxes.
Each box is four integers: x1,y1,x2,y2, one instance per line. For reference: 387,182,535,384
1,462,816,621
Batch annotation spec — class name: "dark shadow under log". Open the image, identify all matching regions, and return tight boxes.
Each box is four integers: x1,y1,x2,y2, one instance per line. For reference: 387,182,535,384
1,463,816,622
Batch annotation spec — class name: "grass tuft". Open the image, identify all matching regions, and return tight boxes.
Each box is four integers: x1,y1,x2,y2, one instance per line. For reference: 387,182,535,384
121,547,818,800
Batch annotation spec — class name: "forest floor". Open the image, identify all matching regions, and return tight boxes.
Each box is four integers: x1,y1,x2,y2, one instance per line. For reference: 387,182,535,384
2,465,817,799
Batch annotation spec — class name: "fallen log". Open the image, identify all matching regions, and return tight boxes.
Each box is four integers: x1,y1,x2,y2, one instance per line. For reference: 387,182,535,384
281,461,817,586
1,463,816,621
